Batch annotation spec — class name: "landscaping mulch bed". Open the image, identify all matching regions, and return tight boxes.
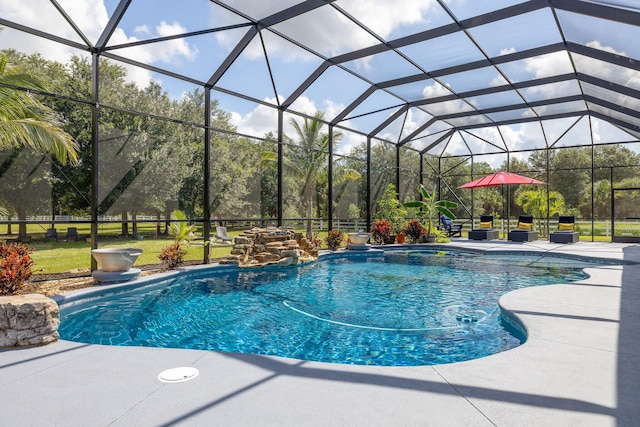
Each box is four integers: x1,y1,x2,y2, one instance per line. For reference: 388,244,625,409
21,260,205,297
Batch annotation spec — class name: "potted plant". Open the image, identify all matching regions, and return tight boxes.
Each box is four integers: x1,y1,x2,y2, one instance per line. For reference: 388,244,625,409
370,218,392,245
375,184,407,243
404,184,458,242
403,219,426,243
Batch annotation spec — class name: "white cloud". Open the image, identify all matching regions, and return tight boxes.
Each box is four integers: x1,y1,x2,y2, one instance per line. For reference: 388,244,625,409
214,0,438,61
230,96,350,142
500,47,517,55
586,40,626,56
134,25,150,35
524,51,573,79
335,0,437,39
422,82,451,99
0,1,198,89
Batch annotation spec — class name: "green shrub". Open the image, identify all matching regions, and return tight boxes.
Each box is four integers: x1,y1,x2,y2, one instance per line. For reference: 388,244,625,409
0,241,34,295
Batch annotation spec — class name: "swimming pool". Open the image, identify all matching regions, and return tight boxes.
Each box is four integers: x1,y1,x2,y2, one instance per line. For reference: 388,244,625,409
58,249,609,366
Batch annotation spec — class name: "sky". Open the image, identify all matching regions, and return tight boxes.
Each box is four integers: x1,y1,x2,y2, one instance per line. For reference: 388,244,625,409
0,0,638,163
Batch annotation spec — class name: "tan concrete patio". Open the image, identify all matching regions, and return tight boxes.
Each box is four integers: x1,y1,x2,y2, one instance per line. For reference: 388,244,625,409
1,241,639,426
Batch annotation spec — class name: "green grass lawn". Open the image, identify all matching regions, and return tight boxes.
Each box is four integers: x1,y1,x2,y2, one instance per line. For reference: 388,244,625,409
1,223,238,274
1,220,620,275
3,226,329,275
27,239,235,274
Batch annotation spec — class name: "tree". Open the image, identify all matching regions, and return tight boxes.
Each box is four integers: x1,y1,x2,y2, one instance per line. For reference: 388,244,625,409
516,188,565,237
178,96,261,220
374,183,407,234
0,54,79,237
529,147,590,211
404,184,458,236
261,111,360,237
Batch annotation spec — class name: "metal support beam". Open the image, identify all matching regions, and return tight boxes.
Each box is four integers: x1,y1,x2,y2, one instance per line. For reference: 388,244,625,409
366,136,372,231
90,53,100,271
203,88,212,263
328,125,334,230
396,145,401,197
96,0,131,50
277,110,284,226
207,26,258,87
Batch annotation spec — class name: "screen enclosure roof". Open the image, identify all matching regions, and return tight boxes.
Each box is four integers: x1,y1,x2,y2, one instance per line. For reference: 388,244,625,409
2,0,640,158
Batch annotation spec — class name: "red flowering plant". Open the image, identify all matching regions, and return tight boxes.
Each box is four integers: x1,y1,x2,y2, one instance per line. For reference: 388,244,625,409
158,241,187,269
0,241,35,295
325,229,344,251
403,219,426,243
370,218,392,244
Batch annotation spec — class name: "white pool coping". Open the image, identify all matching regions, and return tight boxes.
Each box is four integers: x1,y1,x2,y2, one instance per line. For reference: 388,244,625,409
2,240,639,426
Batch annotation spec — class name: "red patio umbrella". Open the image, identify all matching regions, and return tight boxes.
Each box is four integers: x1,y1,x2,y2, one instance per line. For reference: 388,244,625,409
458,171,546,189
458,171,546,233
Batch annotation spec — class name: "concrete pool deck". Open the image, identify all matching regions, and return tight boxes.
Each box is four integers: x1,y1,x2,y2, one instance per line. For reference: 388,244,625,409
2,241,639,426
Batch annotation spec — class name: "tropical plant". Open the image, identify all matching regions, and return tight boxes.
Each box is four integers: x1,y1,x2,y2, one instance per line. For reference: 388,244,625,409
159,209,195,268
168,209,196,244
261,111,360,238
403,184,458,235
0,241,34,295
516,188,565,236
375,183,407,235
325,229,344,251
158,241,187,269
0,54,78,165
370,218,392,244
403,219,425,243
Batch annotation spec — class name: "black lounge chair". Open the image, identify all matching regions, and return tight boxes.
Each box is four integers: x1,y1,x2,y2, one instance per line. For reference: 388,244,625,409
45,228,58,242
550,216,579,243
468,215,499,240
439,214,462,237
66,227,78,242
508,215,538,242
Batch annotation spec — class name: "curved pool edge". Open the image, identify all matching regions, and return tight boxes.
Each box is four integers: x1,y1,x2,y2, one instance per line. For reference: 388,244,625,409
9,241,637,426
51,241,630,365
53,243,630,310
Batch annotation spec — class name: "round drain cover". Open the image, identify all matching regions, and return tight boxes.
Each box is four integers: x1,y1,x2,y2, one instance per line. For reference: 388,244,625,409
158,367,199,383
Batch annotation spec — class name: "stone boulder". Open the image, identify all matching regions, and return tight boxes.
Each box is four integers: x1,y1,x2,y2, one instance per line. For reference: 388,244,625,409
0,294,60,347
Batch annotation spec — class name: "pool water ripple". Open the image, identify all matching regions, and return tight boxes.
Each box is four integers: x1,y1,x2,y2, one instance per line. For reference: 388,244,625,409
59,250,606,366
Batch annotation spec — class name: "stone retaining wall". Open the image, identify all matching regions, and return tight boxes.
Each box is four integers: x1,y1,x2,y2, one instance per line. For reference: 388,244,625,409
0,294,60,347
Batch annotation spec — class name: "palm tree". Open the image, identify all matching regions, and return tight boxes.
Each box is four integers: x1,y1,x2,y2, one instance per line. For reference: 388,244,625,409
261,111,360,238
516,188,565,237
404,184,458,236
0,54,78,164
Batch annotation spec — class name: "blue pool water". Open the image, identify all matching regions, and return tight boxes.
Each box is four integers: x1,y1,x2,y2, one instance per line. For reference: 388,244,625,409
59,250,606,366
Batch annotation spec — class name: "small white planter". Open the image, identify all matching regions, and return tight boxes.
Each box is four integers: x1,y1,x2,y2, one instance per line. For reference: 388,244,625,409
347,233,371,245
91,248,143,272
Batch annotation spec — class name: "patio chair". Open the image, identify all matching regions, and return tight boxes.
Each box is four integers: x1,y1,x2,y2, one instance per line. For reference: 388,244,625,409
214,226,234,244
468,215,499,241
66,227,78,242
508,215,538,242
550,216,579,243
439,214,462,238
45,228,58,242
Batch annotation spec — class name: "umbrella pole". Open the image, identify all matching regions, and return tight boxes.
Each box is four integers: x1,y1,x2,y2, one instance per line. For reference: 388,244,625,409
501,185,505,238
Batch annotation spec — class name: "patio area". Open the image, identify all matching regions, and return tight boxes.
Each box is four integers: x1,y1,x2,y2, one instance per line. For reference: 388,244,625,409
2,241,639,426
